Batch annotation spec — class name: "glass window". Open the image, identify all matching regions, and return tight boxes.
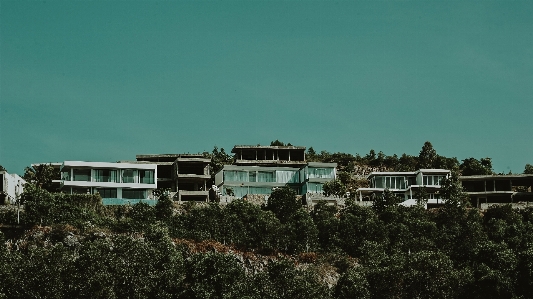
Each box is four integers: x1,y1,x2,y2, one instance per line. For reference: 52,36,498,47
306,182,324,193
122,169,135,183
249,171,256,182
276,171,298,183
61,171,70,181
122,189,146,199
257,171,275,182
224,170,248,182
97,188,117,198
95,169,118,183
423,175,444,186
140,170,154,184
374,177,384,188
73,169,91,181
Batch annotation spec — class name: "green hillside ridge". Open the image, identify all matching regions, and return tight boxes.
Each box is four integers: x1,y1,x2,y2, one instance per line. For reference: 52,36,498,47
1,141,533,298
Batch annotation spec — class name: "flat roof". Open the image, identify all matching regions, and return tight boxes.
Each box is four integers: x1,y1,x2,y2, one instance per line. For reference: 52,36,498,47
61,161,157,170
367,171,417,177
31,162,62,169
460,174,533,181
136,154,181,158
232,145,306,152
220,165,302,172
136,153,206,158
367,169,450,178
307,162,337,168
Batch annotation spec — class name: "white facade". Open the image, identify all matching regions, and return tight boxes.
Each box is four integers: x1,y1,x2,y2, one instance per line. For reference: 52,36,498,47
214,162,337,199
60,161,157,202
300,162,337,194
215,165,300,198
357,169,450,207
0,171,26,204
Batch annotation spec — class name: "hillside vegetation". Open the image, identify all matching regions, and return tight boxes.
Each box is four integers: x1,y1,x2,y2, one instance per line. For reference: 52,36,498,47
2,177,533,298
1,141,533,298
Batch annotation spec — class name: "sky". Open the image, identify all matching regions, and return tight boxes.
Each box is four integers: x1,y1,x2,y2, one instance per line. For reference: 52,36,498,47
1,0,532,175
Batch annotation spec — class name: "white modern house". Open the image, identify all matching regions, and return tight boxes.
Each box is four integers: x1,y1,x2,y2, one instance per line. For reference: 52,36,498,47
300,162,337,194
215,165,301,198
59,161,158,205
0,170,26,204
356,169,450,208
214,162,338,199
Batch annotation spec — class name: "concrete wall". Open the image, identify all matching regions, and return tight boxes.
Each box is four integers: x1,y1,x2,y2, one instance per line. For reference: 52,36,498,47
1,172,25,204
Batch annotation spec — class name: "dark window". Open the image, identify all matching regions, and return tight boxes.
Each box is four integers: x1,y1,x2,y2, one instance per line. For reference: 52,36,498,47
122,189,146,199
97,188,117,198
122,169,135,183
140,170,154,184
73,169,91,181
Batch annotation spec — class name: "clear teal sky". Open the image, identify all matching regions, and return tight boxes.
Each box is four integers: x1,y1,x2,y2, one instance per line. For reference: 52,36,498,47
1,0,532,175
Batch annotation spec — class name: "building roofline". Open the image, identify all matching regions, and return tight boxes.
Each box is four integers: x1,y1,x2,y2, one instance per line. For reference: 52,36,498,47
459,174,533,180
219,165,303,172
136,154,182,159
61,161,157,170
232,145,306,152
366,169,450,179
307,162,337,167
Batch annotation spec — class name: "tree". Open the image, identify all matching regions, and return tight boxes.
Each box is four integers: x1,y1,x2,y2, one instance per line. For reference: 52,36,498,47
396,153,418,171
372,189,402,215
222,199,282,250
338,205,387,257
182,252,246,299
335,266,371,299
251,259,331,299
311,201,340,251
264,187,301,224
130,202,156,229
281,208,319,253
365,149,376,163
440,171,470,208
23,164,60,192
460,157,493,176
306,147,318,162
417,141,437,169
435,155,460,171
322,179,346,198
154,189,173,222
524,164,533,174
414,186,429,207
205,146,233,179
270,140,285,146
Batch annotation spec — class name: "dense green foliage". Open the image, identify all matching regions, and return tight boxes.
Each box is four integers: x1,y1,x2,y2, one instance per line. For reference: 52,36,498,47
3,181,533,299
204,146,233,180
23,163,61,192
3,142,533,298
